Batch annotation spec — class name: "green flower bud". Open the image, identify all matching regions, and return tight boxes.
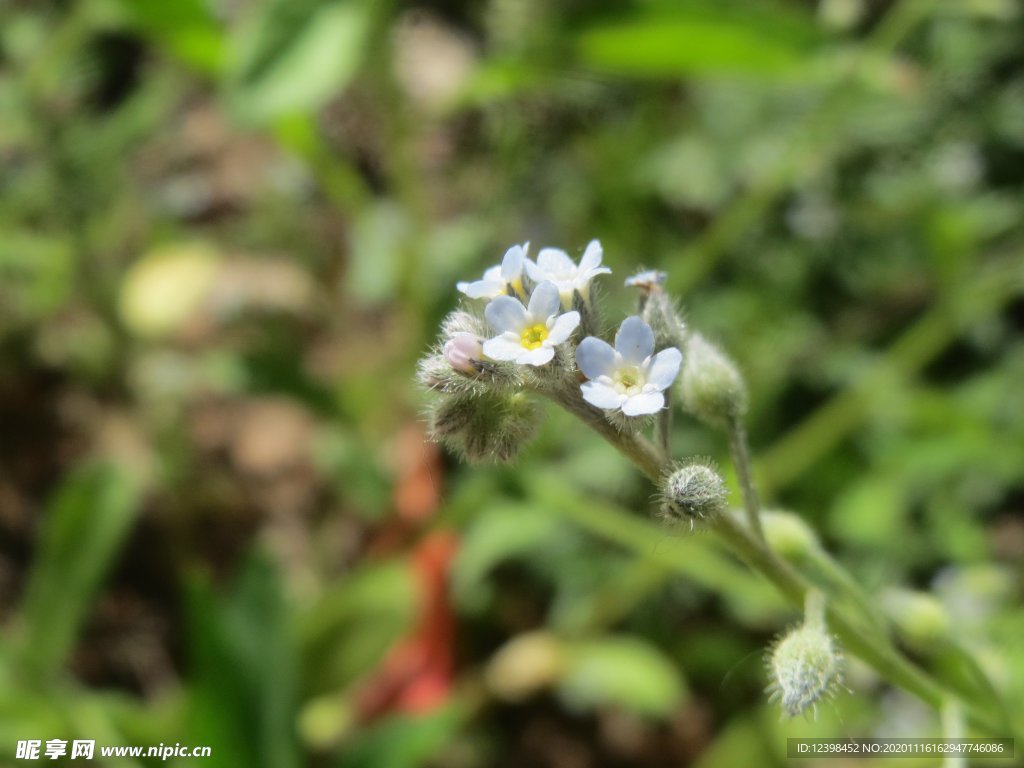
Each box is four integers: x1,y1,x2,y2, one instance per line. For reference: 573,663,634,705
679,333,748,429
429,390,538,464
768,592,842,718
762,510,820,561
659,461,728,526
640,290,687,351
880,589,951,649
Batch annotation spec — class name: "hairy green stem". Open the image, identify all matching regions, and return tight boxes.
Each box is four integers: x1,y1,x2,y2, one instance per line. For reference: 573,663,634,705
728,416,764,541
551,390,1009,738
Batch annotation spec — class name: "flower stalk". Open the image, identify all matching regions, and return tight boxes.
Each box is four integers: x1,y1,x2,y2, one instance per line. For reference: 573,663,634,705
421,241,1015,740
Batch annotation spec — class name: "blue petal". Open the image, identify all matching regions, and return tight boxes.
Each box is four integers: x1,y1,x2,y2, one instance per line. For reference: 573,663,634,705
527,281,561,320
615,316,655,364
576,336,616,380
485,295,528,332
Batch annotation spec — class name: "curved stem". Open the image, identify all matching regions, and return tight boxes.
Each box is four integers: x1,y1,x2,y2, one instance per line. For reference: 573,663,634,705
547,390,1011,738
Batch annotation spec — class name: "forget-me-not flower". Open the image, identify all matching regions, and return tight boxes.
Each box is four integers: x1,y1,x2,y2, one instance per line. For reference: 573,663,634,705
525,240,611,306
624,270,667,292
576,316,682,415
483,281,580,366
457,243,528,299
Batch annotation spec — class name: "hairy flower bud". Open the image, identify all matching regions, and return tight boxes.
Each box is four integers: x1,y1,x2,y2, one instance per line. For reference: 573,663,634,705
762,510,820,561
679,332,748,429
444,332,484,374
768,592,842,718
640,290,687,352
659,461,727,526
441,309,488,338
429,390,538,463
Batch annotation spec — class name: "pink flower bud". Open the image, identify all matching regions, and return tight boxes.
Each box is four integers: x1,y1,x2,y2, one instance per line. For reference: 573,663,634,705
443,332,483,374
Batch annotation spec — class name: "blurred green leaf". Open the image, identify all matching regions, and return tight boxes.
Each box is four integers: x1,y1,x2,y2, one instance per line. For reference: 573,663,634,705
228,0,378,124
452,502,565,611
337,705,463,768
186,553,299,768
300,561,416,692
15,463,142,679
575,3,820,79
109,0,225,75
558,636,686,716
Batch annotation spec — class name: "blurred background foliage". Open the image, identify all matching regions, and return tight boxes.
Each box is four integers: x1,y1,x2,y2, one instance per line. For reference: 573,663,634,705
1,0,1023,765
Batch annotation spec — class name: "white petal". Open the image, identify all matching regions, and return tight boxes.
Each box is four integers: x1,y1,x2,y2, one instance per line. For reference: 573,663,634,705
500,245,525,281
615,316,655,364
624,270,666,288
581,382,626,411
517,346,554,366
622,391,665,416
537,248,575,276
581,380,625,410
524,259,547,283
644,347,682,391
527,281,561,320
578,239,603,272
483,334,526,360
575,336,616,379
460,278,506,299
546,311,580,345
580,266,612,281
485,295,529,332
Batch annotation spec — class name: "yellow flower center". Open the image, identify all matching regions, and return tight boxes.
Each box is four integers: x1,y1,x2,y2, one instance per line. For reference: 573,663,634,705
520,323,549,350
613,366,644,395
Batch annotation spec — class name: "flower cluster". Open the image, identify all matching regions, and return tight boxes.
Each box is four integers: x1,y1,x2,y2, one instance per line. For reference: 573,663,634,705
418,240,690,463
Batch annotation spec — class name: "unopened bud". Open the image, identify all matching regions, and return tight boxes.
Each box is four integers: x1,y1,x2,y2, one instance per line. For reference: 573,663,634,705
763,510,820,561
441,309,487,338
430,390,538,464
640,290,687,351
679,333,747,429
880,589,951,648
443,332,483,374
768,592,842,718
659,461,727,526
429,393,478,437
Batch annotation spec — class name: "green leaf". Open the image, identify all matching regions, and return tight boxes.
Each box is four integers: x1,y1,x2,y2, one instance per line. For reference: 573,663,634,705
300,561,416,692
558,636,686,716
228,0,377,124
16,464,142,679
186,553,300,768
109,0,226,75
451,502,565,610
337,705,463,768
575,3,819,79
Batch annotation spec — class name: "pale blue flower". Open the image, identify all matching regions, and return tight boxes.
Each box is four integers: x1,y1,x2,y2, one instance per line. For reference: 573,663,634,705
483,282,580,366
457,243,528,299
624,270,667,290
576,316,682,416
524,239,611,305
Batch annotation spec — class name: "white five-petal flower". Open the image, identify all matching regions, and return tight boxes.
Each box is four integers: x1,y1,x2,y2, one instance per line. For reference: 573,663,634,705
576,316,682,416
525,239,611,306
483,282,580,366
457,243,528,299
